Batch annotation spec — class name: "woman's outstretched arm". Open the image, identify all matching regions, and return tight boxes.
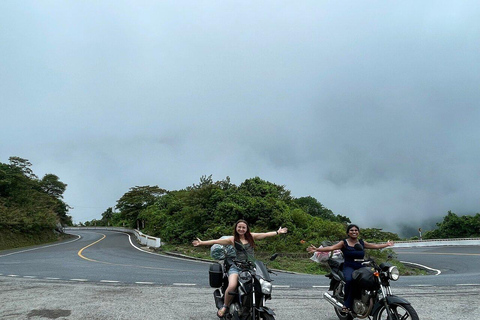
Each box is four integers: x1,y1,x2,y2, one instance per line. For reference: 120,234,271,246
363,240,394,249
307,240,344,253
192,236,233,247
252,227,288,240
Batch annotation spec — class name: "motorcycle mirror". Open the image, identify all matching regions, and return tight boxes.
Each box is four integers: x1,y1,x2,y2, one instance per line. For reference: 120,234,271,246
354,243,364,251
270,253,278,261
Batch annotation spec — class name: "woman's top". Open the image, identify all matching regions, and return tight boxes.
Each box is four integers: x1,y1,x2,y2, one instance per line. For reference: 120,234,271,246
341,238,365,269
234,241,255,262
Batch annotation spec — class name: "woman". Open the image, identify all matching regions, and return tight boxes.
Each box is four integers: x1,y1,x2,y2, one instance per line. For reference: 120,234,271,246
193,219,288,318
307,224,393,313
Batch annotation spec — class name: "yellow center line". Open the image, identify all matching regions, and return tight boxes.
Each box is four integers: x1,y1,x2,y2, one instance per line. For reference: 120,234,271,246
78,233,106,262
76,232,191,272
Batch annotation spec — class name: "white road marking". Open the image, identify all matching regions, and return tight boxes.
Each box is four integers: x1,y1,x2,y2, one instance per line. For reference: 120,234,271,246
273,285,291,288
135,281,155,285
23,276,37,278
173,283,196,286
400,260,441,275
0,235,81,258
456,284,480,286
7,275,19,277
409,284,433,287
45,277,61,280
70,279,89,282
121,232,213,264
312,285,329,288
100,280,120,283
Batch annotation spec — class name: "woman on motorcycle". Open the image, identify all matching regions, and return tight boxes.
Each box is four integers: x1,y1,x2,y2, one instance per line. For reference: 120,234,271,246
193,219,288,318
307,224,393,313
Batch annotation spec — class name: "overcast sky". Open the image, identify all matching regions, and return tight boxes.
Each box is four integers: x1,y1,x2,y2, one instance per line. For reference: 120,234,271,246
1,1,479,236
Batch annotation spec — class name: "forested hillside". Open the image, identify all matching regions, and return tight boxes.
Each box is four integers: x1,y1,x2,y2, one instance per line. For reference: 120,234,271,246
0,157,72,250
423,210,480,239
86,175,400,253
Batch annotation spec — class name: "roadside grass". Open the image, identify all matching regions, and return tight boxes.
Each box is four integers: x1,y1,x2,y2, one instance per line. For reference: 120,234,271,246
0,229,73,251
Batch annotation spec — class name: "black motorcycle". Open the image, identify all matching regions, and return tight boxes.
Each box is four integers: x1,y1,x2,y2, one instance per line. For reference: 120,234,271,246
323,247,419,320
209,242,278,320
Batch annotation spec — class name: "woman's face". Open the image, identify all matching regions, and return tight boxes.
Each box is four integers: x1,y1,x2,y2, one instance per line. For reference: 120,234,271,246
236,222,248,235
348,227,359,239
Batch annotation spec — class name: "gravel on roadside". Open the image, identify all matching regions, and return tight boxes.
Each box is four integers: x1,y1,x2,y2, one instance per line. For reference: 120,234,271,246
1,276,479,320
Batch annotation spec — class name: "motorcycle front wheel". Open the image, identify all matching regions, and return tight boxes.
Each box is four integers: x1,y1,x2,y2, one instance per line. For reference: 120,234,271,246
259,314,275,320
373,302,419,320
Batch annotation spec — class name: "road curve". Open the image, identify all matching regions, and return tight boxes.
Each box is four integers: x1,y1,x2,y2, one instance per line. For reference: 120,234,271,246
1,230,479,289
2,230,480,320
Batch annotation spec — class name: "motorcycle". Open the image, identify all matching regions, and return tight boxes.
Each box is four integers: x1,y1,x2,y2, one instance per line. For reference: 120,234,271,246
322,245,419,320
209,241,278,320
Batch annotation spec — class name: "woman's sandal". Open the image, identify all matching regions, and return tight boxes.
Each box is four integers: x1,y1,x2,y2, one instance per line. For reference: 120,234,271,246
217,305,227,318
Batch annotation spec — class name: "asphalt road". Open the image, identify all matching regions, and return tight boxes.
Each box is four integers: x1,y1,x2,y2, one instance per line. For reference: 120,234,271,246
1,277,478,320
1,230,480,319
393,246,480,286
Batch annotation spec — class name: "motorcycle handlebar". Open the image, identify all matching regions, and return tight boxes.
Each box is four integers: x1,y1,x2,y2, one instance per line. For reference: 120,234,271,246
232,259,254,269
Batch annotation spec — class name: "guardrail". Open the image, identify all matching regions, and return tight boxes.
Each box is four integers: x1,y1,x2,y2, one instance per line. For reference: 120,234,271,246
64,227,162,248
393,238,480,248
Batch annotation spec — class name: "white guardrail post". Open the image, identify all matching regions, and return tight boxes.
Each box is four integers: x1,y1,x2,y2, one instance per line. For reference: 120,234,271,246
65,227,162,248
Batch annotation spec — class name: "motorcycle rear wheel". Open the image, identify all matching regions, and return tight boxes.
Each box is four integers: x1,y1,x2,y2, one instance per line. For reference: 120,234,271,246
373,302,419,320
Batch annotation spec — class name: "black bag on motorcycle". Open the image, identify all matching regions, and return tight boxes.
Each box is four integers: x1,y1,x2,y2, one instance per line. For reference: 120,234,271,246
209,262,223,288
352,267,379,290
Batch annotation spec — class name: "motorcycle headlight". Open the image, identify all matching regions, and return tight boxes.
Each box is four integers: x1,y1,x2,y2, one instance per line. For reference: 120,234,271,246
239,271,252,282
388,266,400,281
259,278,272,295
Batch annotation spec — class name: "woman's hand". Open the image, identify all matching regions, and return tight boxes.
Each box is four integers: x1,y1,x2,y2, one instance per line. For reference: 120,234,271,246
192,238,202,247
277,226,288,234
386,240,394,247
307,244,317,253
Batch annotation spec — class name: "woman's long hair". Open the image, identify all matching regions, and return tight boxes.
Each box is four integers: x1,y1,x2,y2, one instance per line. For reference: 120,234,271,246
233,219,255,247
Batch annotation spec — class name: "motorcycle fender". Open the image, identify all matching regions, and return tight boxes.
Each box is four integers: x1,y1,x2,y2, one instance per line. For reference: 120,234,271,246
331,273,342,282
372,295,411,314
257,306,275,316
329,279,338,291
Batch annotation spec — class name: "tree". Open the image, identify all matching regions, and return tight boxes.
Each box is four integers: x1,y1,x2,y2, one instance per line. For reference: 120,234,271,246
101,207,114,225
360,228,401,242
0,157,73,234
115,185,167,228
9,156,38,179
239,177,292,202
40,174,67,199
424,211,480,239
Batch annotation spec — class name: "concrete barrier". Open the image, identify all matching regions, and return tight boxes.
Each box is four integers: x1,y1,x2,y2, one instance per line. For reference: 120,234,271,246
65,227,162,248
393,238,480,248
134,229,161,248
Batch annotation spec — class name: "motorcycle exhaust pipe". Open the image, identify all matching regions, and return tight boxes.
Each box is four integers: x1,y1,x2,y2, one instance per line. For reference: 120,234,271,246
323,292,346,310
